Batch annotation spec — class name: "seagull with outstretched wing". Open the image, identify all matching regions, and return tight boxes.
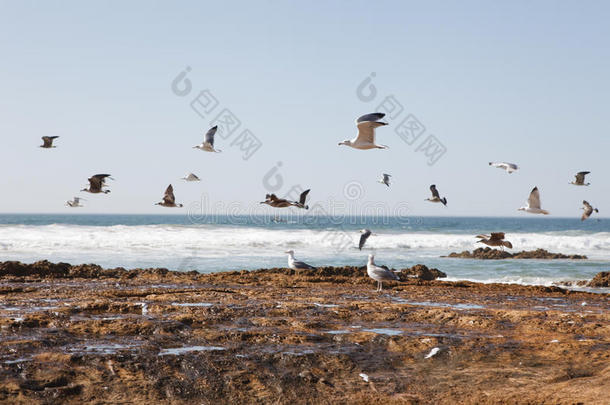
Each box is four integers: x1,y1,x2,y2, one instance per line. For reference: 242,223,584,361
338,113,388,150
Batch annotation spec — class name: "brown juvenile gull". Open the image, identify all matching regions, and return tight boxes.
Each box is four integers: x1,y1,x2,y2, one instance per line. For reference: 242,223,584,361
367,254,399,292
40,136,59,149
156,184,183,207
476,232,513,250
570,171,591,186
518,186,549,215
260,189,310,210
489,162,518,174
284,250,316,270
193,126,222,152
581,200,599,221
81,174,112,194
338,113,388,150
425,184,447,206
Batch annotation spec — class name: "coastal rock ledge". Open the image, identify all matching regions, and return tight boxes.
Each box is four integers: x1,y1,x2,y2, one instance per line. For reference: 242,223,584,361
444,247,587,260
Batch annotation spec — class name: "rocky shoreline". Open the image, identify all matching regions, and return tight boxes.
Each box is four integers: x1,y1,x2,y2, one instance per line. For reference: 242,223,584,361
443,247,588,260
0,261,608,404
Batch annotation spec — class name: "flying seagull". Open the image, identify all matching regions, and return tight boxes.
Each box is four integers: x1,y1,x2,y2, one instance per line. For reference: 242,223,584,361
40,136,59,149
193,126,222,152
426,185,447,206
260,189,310,209
489,162,518,174
181,173,201,182
367,254,399,292
81,174,112,194
378,173,391,187
284,250,316,270
66,197,85,207
570,171,590,186
476,232,513,250
338,113,388,150
518,187,549,215
156,184,183,207
359,229,373,250
581,200,599,221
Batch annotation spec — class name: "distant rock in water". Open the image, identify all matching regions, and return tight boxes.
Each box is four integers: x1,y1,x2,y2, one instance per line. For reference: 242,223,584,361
443,247,587,260
587,271,610,287
398,264,446,281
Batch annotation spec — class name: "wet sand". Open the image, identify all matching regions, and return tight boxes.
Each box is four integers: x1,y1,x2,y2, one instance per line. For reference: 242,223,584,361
1,262,609,404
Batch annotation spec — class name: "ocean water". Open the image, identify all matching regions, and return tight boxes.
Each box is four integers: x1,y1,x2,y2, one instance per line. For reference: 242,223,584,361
0,214,608,287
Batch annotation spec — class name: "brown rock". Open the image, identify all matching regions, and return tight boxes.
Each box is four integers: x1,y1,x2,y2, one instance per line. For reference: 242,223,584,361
588,271,610,287
444,247,587,260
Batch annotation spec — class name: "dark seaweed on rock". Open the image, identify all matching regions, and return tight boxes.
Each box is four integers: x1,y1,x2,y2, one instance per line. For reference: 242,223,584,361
443,247,587,260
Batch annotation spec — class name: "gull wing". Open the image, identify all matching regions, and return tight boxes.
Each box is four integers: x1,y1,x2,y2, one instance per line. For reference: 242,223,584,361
356,113,386,124
204,126,218,146
489,232,505,241
370,265,399,281
88,176,103,192
575,171,590,184
355,121,386,144
359,230,371,250
475,234,490,240
430,184,440,199
163,184,176,205
293,260,315,270
527,187,542,209
299,189,311,205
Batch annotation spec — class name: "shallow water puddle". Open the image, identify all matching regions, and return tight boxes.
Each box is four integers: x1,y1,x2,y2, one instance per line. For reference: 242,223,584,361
392,298,484,310
171,302,213,307
362,328,403,336
158,346,225,356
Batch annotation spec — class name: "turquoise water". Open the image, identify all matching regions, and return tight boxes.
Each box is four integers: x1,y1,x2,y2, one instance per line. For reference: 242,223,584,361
0,214,608,287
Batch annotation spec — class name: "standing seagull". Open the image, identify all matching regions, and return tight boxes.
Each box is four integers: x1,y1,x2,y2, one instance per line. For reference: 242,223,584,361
260,189,310,210
476,232,513,250
581,201,599,221
81,174,112,194
40,136,59,149
156,184,183,207
181,173,201,182
426,185,447,206
518,187,549,215
66,197,85,207
378,173,391,187
367,254,399,292
359,229,373,250
284,250,316,270
489,162,518,174
193,126,222,152
570,171,591,186
338,113,388,150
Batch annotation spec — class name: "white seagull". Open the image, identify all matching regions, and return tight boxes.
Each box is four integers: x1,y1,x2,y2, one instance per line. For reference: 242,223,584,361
367,254,399,292
489,162,518,174
193,126,222,152
570,171,590,186
518,187,549,215
378,173,391,187
284,250,316,270
181,173,201,182
338,113,388,150
66,197,85,207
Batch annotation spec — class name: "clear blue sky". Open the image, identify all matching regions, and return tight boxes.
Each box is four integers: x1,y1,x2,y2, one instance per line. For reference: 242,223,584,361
0,1,608,217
